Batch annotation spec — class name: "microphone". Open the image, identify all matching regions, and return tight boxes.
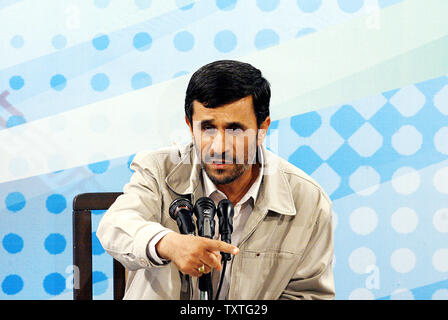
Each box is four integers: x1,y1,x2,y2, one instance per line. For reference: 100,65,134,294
169,197,196,300
193,197,216,239
169,197,196,235
214,199,234,300
193,197,216,300
216,199,234,261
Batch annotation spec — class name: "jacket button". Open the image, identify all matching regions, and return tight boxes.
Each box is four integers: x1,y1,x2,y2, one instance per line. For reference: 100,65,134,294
256,253,260,257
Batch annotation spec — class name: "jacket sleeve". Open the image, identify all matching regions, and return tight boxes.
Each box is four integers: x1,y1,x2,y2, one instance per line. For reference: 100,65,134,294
280,192,335,300
96,152,172,271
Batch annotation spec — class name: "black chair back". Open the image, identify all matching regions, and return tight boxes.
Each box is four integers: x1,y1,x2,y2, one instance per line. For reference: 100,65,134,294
72,192,125,300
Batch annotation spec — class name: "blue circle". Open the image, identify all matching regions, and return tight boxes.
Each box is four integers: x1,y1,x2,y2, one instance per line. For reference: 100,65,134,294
92,232,105,255
94,0,110,8
133,32,152,51
296,27,316,38
6,115,26,128
378,0,402,8
90,73,110,92
88,160,110,174
51,34,67,49
173,31,195,52
2,233,24,254
173,71,189,78
256,0,279,11
176,0,195,10
254,29,279,50
92,270,108,284
92,271,108,295
43,273,66,295
10,35,24,48
44,233,66,255
9,76,24,90
216,0,237,10
46,194,67,214
50,74,67,91
5,192,26,212
297,0,322,12
92,209,106,216
2,275,24,295
214,30,237,53
135,0,152,9
337,0,364,13
92,34,110,50
131,72,152,90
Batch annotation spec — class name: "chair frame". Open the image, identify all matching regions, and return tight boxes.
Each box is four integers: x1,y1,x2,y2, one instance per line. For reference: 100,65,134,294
72,192,125,300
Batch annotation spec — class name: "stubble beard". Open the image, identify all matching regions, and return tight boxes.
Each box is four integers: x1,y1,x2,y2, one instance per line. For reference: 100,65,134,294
204,161,250,186
194,143,257,186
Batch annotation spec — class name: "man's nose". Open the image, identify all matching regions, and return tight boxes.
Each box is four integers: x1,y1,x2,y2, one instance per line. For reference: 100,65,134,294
210,130,231,156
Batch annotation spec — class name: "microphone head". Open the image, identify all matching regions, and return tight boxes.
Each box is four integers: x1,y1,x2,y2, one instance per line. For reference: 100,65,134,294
194,197,216,219
169,197,193,220
217,199,234,237
217,199,234,219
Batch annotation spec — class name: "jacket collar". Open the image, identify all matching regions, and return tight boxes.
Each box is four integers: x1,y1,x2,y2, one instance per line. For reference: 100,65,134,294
165,142,296,216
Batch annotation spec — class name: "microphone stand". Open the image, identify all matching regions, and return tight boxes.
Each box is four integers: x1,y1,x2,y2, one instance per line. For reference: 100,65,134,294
200,214,214,300
215,199,234,300
169,198,196,300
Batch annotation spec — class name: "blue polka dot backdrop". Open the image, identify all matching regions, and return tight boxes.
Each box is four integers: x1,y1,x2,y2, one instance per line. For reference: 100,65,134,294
92,34,110,51
5,192,26,212
10,35,24,49
2,0,448,300
176,0,195,11
9,76,24,90
6,115,27,128
90,73,110,92
131,72,152,90
135,0,152,10
50,74,67,91
51,34,67,50
214,30,238,53
2,233,24,254
44,233,66,255
46,194,67,214
133,32,152,51
173,31,195,52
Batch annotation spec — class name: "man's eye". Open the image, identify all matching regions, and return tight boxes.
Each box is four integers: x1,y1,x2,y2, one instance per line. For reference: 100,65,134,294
202,127,217,134
227,128,243,135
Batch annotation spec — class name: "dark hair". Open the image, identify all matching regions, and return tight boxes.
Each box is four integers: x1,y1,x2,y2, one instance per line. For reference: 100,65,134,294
185,60,271,127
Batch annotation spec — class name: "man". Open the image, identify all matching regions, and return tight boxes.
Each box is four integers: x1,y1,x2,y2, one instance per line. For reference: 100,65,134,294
97,60,335,300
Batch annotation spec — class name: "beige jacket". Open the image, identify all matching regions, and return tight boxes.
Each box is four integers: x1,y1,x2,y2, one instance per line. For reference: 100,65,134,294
97,143,335,300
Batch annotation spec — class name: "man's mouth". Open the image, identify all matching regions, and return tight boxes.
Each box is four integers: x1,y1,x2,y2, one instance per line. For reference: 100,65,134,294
211,163,230,169
208,159,233,169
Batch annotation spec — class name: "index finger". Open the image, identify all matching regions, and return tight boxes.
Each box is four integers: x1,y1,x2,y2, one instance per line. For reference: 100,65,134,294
204,239,239,255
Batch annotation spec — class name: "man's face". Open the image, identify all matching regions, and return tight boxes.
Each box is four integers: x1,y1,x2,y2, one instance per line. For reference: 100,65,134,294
186,95,270,185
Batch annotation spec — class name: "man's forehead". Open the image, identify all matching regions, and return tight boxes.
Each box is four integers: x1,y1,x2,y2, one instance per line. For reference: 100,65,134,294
191,96,256,121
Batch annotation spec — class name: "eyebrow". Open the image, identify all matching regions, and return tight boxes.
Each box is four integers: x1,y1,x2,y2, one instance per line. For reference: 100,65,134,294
226,121,247,130
200,119,247,130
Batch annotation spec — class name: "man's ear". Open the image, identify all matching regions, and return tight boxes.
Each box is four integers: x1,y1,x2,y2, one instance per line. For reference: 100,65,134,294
185,116,194,136
257,116,271,146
